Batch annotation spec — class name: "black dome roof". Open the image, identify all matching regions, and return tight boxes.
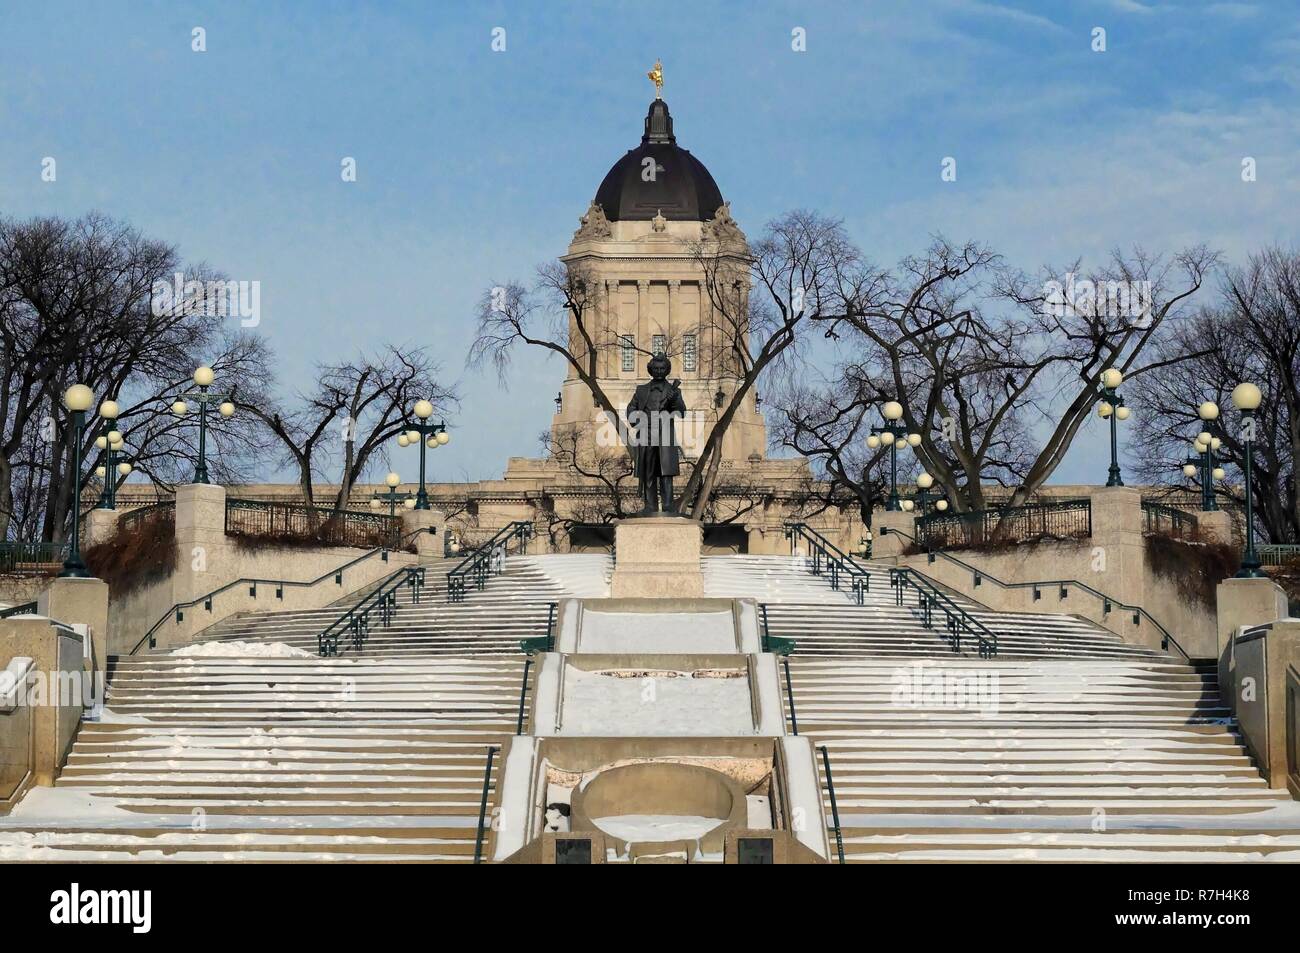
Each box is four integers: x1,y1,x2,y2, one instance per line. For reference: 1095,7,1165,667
593,99,724,223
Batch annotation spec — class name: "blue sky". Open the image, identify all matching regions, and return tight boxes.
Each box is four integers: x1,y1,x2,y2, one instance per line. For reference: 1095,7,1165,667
2,0,1296,485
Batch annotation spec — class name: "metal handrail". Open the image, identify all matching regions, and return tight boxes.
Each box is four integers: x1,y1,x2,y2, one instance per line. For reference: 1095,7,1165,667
317,566,425,657
782,656,798,735
884,524,1194,661
446,521,533,603
758,604,797,656
818,745,845,865
887,565,999,658
127,525,436,655
520,602,559,654
473,745,499,865
783,523,871,605
0,601,38,619
515,657,533,735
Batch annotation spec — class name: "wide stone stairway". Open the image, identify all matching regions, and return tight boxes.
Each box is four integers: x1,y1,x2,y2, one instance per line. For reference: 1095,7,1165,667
0,556,606,861
713,554,1300,862
3,551,1298,861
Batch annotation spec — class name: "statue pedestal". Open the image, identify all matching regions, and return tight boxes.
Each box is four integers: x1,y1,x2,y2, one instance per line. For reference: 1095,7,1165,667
610,516,705,599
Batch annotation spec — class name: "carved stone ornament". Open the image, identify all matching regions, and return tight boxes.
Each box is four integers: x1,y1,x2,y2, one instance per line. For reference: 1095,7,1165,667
574,200,613,240
703,202,746,243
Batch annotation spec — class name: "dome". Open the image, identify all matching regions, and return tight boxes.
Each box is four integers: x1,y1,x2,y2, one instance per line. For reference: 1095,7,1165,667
592,99,725,223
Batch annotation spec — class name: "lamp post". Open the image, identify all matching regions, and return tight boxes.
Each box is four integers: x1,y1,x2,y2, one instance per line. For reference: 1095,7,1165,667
914,472,947,517
1232,382,1265,578
93,399,126,509
1180,401,1222,512
855,529,873,560
59,383,94,578
370,472,414,518
867,401,921,511
396,400,448,510
171,365,235,484
1097,367,1131,487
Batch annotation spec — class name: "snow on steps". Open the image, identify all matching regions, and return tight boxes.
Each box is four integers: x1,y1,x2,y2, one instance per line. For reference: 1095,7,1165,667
788,657,1300,861
0,654,528,861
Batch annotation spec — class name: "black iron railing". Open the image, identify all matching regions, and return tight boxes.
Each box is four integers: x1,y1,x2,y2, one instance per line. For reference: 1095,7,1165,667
515,658,533,735
758,604,797,656
782,656,799,735
317,566,425,657
1141,500,1199,539
819,745,846,865
446,521,533,602
519,602,559,655
226,497,400,549
473,745,500,865
1258,544,1300,566
886,523,1195,661
916,498,1092,549
118,500,176,534
0,541,66,575
888,566,999,658
784,523,871,605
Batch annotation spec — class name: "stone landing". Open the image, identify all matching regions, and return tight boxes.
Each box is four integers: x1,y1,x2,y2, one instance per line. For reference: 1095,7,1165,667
610,516,704,599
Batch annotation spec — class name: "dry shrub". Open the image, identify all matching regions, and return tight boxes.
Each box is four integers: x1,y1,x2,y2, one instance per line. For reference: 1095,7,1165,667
1143,530,1239,609
228,527,415,554
83,515,177,597
1264,559,1300,615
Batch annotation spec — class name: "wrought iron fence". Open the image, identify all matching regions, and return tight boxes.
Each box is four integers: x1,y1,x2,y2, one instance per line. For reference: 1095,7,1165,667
1140,500,1199,539
225,498,400,549
1259,544,1300,566
0,541,66,575
118,500,176,533
915,498,1092,549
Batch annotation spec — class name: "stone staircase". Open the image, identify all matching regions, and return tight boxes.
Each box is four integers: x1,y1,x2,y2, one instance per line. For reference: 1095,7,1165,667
3,551,1298,862
0,654,526,861
707,556,1300,862
190,554,611,658
0,553,600,861
706,554,1162,660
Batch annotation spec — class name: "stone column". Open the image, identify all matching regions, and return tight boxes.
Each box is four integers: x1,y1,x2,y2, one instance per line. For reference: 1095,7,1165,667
168,483,229,647
1197,509,1234,545
36,576,109,679
401,507,446,559
1215,576,1289,702
667,279,681,356
0,616,85,785
83,508,120,548
871,509,916,560
604,279,620,379
636,279,650,367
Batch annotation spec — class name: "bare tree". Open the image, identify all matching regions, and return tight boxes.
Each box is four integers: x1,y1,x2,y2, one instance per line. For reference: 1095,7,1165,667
677,210,870,519
0,213,272,541
1129,248,1300,543
797,238,1218,512
242,346,455,512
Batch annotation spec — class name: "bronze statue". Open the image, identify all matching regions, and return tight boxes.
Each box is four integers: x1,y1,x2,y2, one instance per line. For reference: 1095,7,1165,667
626,354,687,513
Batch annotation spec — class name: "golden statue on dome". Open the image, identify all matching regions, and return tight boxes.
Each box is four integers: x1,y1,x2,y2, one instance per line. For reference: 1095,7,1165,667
647,59,663,99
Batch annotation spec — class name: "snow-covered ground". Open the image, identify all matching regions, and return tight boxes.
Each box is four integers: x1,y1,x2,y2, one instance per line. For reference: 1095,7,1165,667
558,667,753,736
578,609,736,653
169,640,314,658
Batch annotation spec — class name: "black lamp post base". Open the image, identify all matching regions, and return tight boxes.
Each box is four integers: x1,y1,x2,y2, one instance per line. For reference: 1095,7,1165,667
58,560,91,579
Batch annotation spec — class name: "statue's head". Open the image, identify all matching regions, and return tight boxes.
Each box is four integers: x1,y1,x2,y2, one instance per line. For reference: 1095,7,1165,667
647,354,671,380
